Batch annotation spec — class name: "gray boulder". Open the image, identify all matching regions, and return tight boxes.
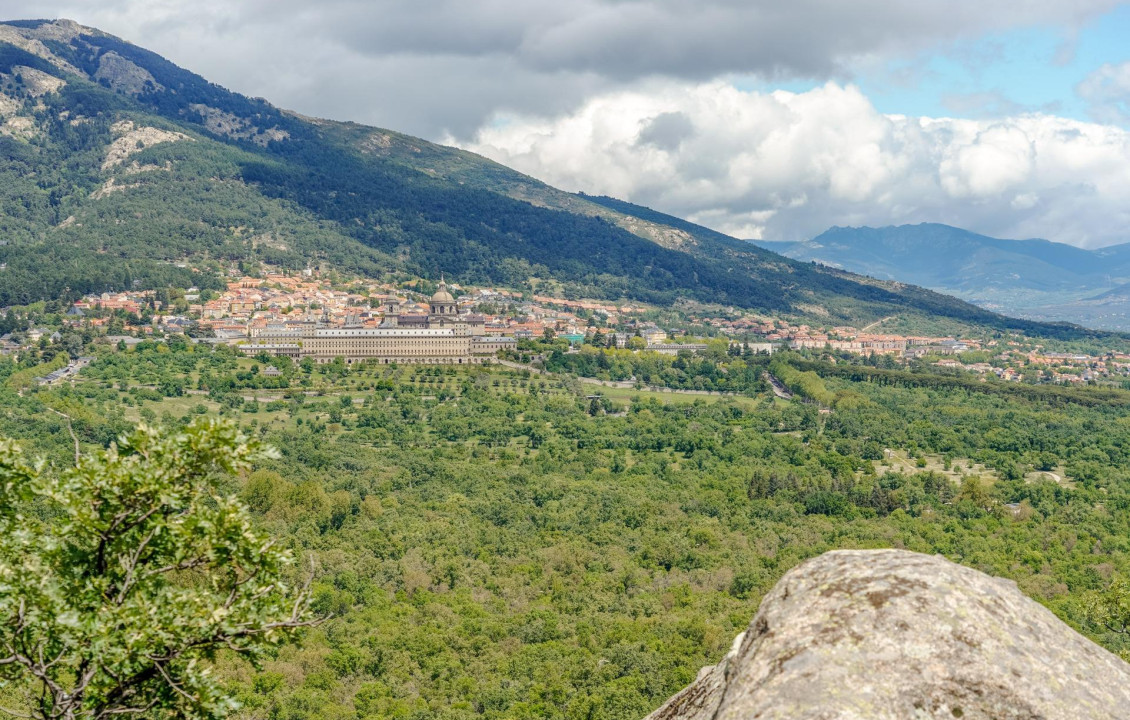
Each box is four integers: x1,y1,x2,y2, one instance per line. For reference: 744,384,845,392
647,549,1130,720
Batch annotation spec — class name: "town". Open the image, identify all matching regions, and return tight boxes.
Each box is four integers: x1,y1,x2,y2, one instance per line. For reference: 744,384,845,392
4,267,1129,386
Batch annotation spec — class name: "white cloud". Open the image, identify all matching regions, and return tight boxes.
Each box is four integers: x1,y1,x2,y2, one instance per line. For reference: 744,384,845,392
1,3,1125,246
1078,61,1130,125
0,0,1118,136
939,125,1035,197
458,81,1130,247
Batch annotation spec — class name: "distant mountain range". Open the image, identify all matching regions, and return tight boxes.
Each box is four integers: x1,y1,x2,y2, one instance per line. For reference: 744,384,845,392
0,19,1114,339
756,224,1130,330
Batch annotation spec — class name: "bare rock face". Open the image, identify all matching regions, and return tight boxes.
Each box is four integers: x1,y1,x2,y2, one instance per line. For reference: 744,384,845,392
94,51,163,95
647,549,1130,720
102,121,193,170
189,104,290,147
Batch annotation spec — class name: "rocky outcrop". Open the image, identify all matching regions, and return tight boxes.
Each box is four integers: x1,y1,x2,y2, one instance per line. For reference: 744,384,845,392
647,549,1130,720
189,104,289,147
0,93,22,118
0,23,83,75
94,51,163,95
102,120,193,170
90,177,141,200
8,66,66,97
1,115,36,140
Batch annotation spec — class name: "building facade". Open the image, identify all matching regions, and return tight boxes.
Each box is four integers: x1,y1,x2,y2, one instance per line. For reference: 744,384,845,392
240,280,516,364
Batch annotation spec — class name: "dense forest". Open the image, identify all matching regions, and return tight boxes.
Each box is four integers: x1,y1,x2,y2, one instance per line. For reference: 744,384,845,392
2,341,1130,718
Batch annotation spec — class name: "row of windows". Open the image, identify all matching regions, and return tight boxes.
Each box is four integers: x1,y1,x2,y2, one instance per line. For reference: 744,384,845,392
306,345,468,352
316,357,478,365
306,341,468,347
313,329,456,337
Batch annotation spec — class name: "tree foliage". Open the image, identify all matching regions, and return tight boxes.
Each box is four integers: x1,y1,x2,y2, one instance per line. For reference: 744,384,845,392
0,420,316,719
4,327,1130,716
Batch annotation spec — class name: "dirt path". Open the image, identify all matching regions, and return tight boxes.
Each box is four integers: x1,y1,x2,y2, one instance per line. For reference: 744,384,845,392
861,315,896,332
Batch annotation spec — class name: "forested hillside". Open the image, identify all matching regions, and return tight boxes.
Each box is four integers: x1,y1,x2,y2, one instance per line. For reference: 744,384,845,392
0,19,1112,339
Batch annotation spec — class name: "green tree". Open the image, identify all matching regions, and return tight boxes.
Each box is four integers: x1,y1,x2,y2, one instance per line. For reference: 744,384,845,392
1082,575,1130,661
0,420,317,719
61,333,85,360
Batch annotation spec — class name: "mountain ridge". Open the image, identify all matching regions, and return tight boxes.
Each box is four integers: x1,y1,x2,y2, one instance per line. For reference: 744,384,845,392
0,18,1114,340
756,223,1130,329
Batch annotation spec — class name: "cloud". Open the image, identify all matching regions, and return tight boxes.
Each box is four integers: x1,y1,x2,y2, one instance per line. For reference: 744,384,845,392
1078,61,1130,125
1,2,1125,246
458,81,1130,247
941,91,1062,118
637,111,695,151
0,0,1118,136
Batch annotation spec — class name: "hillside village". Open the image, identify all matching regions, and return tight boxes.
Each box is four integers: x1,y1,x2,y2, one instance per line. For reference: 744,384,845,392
1,268,1127,386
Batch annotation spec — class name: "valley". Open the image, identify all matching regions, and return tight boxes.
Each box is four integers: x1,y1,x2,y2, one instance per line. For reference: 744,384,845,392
0,15,1129,720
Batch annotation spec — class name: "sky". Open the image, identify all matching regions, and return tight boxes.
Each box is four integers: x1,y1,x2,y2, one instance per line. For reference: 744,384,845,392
2,1,1130,247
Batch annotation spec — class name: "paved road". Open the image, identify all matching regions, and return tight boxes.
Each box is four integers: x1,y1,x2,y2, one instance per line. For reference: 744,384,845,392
765,372,793,399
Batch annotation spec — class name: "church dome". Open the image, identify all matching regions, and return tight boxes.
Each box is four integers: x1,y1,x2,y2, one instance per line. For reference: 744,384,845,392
431,280,455,304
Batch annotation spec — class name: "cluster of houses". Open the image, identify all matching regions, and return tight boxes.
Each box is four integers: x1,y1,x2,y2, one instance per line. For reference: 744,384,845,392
1025,350,1130,384
60,274,988,363
2,268,1126,386
786,331,978,358
677,314,986,359
170,275,680,347
934,358,1023,382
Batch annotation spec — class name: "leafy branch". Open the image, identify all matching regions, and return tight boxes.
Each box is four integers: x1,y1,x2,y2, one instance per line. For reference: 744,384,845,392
0,420,322,719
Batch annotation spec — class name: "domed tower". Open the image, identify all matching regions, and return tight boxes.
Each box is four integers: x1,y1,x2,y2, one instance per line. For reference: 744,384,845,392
429,276,457,319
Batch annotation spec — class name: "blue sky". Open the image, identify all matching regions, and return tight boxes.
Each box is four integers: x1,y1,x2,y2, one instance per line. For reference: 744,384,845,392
736,4,1130,123
467,2,1130,247
867,4,1130,121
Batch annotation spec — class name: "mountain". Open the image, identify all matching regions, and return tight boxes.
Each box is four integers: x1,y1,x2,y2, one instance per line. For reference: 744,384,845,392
757,224,1130,328
1024,281,1130,332
0,19,1110,339
762,223,1130,293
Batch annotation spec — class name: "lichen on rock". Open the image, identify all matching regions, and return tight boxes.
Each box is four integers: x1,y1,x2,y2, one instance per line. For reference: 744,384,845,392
647,549,1130,720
